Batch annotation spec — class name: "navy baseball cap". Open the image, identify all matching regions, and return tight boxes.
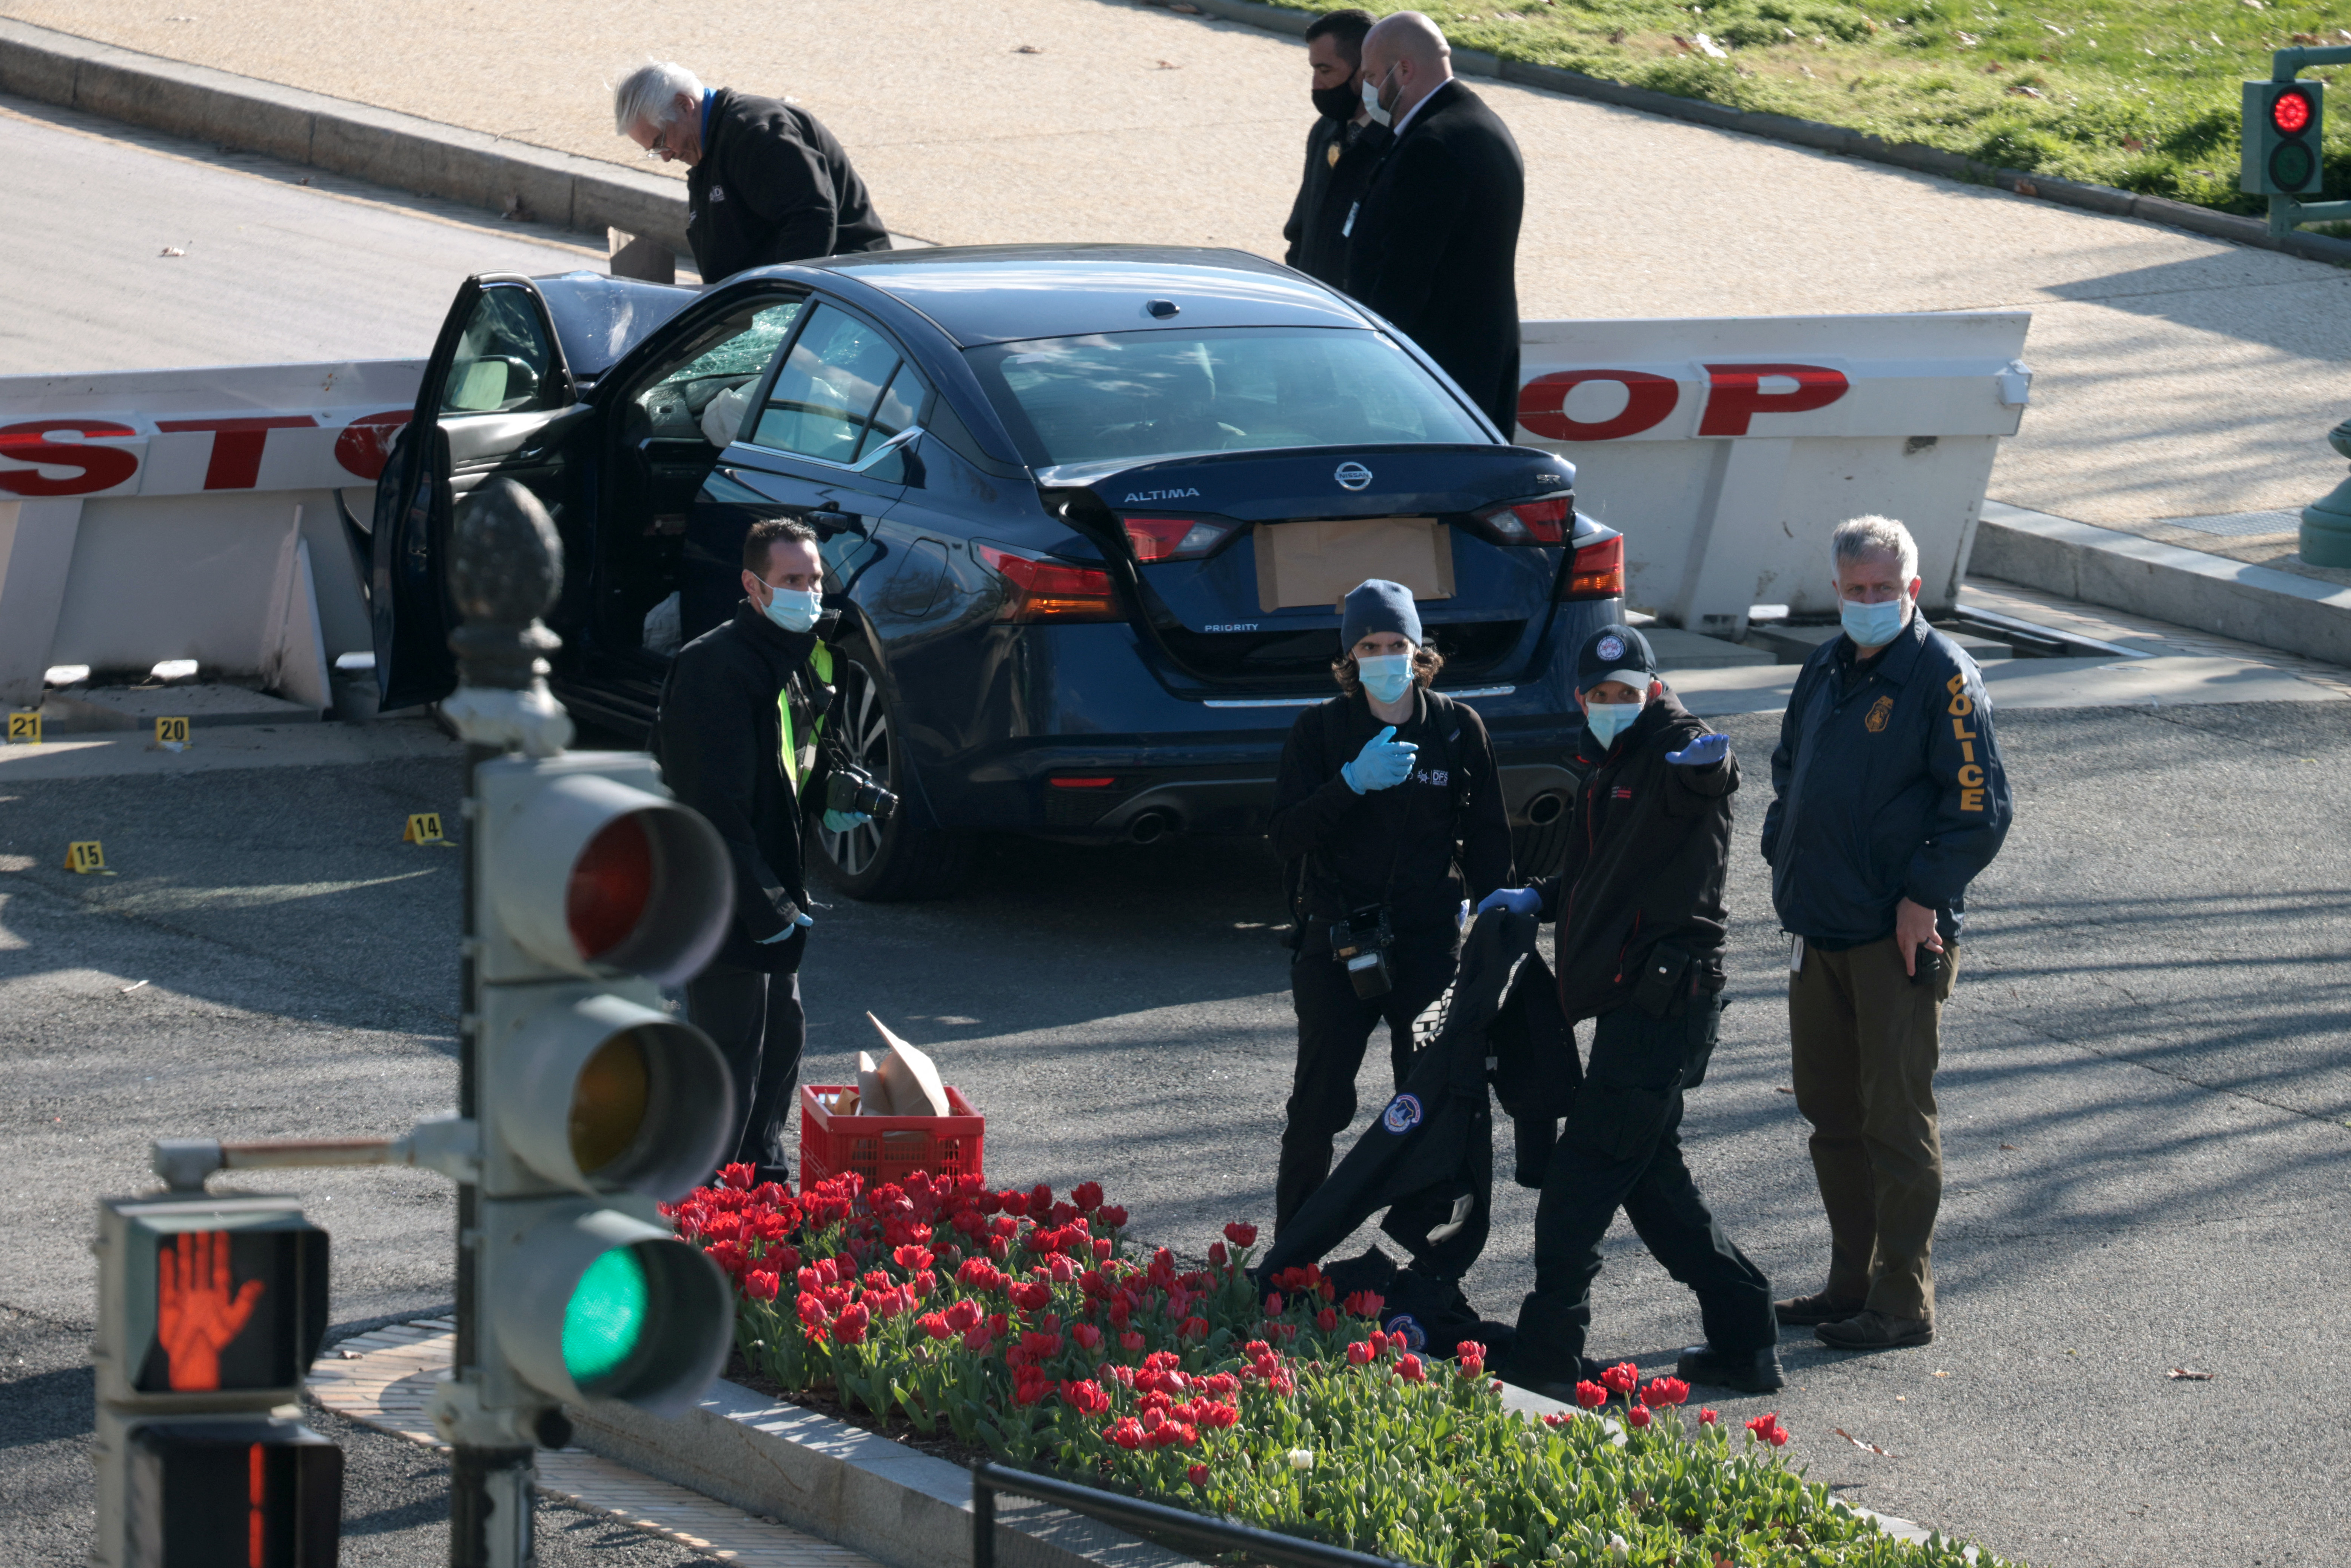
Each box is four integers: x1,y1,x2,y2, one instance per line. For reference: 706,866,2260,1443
1576,625,1658,692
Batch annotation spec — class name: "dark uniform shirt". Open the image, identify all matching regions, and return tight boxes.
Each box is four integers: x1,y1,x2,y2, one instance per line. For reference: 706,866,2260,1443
1283,115,1391,288
1531,693,1736,1023
1762,612,2014,949
1268,686,1513,936
686,89,890,284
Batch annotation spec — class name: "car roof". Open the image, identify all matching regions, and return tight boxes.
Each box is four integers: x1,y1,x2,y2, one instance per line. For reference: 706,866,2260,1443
803,244,1376,347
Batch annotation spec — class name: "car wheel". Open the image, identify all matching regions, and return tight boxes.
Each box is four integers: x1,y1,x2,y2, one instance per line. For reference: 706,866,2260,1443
810,650,970,901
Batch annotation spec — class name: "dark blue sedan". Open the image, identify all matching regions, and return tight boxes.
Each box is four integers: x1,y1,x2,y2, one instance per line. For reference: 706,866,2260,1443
367,245,1622,899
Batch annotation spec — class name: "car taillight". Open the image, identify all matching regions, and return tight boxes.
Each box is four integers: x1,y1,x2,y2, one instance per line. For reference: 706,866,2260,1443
976,544,1122,622
1474,493,1573,545
1120,516,1238,562
1562,533,1624,601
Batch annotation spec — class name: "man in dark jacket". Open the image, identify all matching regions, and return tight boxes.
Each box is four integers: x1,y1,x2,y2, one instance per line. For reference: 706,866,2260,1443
1267,579,1512,1231
616,61,889,284
1344,13,1524,431
1283,10,1391,288
1763,516,2012,1352
652,518,865,1183
1479,626,1780,1398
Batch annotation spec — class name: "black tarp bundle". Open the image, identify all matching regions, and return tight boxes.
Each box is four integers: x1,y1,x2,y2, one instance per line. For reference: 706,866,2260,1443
1255,908,1581,1357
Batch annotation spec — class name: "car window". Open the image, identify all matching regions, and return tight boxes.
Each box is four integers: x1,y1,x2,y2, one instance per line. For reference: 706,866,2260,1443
966,327,1488,468
442,288,560,415
853,362,931,481
631,297,805,446
750,305,902,465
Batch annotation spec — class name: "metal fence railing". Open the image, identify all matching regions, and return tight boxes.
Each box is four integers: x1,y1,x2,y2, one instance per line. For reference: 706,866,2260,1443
970,1461,1410,1568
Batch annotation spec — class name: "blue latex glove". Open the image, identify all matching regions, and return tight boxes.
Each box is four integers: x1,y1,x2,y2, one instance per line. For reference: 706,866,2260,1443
756,926,798,944
1339,724,1418,793
1477,887,1542,917
1664,732,1730,768
822,809,871,833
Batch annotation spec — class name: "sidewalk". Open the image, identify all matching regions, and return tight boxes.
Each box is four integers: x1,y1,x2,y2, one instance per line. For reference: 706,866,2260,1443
5,0,2351,541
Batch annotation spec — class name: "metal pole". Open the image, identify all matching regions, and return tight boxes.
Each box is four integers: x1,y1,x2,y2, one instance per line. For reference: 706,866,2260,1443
971,1467,995,1568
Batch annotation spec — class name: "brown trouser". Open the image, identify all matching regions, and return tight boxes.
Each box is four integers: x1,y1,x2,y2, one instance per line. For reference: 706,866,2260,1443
1788,935,1956,1321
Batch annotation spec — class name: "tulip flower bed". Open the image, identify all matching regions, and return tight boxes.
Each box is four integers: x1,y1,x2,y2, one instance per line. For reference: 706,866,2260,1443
667,1167,2000,1568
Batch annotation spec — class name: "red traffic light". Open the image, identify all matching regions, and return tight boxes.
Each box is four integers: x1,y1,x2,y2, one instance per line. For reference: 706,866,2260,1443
567,813,655,962
2273,88,2314,135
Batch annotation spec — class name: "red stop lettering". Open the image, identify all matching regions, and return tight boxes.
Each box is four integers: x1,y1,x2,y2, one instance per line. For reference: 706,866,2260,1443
1698,364,1848,437
1516,370,1680,442
154,416,318,490
332,410,413,481
0,420,142,497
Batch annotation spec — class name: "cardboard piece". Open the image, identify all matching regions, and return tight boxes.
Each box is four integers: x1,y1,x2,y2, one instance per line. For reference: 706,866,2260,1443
867,1014,952,1119
855,1051,894,1117
1254,518,1455,613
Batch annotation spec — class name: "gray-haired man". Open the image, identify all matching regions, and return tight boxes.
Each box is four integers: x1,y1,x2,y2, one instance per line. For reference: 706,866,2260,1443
1762,516,2013,1351
615,60,889,284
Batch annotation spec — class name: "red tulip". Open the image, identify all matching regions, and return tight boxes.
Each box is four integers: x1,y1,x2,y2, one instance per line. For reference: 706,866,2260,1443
1396,1354,1427,1384
1641,1377,1689,1409
1072,1181,1105,1212
1745,1413,1790,1447
1698,1408,1718,1426
1208,1241,1228,1268
833,1302,870,1346
917,1312,952,1341
1574,1381,1607,1410
1071,1322,1103,1351
1179,1315,1209,1342
1316,1308,1339,1332
1063,1379,1111,1415
743,1269,780,1302
1098,1206,1129,1229
1341,1289,1385,1318
1092,1237,1113,1260
1120,1330,1146,1352
1627,1405,1652,1429
1104,1417,1145,1451
1186,1463,1209,1488
1346,1341,1376,1367
1010,1281,1052,1312
944,1298,982,1333
1600,1362,1639,1396
1224,1222,1258,1249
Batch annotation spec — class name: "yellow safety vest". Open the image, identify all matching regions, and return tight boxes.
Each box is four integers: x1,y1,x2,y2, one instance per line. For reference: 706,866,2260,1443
777,643,836,792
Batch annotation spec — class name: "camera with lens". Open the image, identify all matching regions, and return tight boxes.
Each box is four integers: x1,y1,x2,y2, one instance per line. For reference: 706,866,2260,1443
1330,904,1395,1000
824,762,898,824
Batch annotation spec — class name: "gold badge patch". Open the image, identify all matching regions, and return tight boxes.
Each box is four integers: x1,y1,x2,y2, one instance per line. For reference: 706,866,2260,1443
1864,695,1894,733
1327,143,1342,168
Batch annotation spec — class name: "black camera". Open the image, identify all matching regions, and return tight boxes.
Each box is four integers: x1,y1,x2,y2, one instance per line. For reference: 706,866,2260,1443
825,762,898,824
1330,905,1395,1000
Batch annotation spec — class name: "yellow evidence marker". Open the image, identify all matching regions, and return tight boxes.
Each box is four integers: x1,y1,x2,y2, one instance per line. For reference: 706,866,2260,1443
154,716,191,749
64,841,115,875
404,812,458,847
7,712,39,744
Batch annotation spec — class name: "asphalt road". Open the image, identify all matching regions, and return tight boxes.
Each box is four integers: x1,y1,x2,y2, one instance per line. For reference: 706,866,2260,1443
5,698,2350,1566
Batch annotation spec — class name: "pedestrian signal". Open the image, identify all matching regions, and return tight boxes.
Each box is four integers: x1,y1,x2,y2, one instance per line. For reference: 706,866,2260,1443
2244,79,2325,196
126,1420,343,1567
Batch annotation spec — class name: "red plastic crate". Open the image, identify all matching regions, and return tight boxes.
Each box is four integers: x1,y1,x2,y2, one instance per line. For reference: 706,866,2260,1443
798,1084,984,1193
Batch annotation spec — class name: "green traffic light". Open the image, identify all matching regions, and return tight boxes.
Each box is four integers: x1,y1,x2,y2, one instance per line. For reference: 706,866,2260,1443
561,1245,649,1388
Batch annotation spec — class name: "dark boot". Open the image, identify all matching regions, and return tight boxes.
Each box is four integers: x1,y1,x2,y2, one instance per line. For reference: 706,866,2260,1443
1676,1342,1785,1394
1774,1288,1866,1326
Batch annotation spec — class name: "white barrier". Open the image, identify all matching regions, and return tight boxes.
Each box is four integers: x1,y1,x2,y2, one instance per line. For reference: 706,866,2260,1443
1514,311,2032,638
0,361,423,706
0,310,2031,709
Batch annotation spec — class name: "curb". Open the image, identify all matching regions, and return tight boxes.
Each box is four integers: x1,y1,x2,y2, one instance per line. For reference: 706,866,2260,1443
1974,501,2351,667
0,18,687,251
7,11,2349,273
1162,0,2351,270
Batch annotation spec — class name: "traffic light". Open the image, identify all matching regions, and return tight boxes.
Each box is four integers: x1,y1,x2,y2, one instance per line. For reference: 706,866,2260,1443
442,750,741,1450
2243,78,2325,196
93,1192,341,1568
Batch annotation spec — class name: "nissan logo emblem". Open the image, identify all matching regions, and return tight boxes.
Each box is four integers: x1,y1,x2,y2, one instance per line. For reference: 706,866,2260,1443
1334,462,1373,491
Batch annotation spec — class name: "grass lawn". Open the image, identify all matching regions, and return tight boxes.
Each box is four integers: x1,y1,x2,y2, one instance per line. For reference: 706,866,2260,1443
1262,0,2351,216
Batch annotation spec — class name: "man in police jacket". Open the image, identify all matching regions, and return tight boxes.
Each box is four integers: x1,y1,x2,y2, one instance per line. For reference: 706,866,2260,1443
1267,579,1512,1232
1479,626,1780,1397
1763,516,2013,1352
1343,12,1524,430
616,60,889,283
653,519,867,1183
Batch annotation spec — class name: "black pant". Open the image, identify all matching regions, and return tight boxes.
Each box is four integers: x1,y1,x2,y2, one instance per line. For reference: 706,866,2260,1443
1510,998,1774,1383
1276,924,1460,1231
685,962,806,1184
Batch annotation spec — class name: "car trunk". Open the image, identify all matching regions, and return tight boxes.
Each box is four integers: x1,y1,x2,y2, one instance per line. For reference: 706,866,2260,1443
1051,444,1582,694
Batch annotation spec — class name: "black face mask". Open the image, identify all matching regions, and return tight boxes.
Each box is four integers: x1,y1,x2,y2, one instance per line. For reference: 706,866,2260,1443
1311,80,1360,120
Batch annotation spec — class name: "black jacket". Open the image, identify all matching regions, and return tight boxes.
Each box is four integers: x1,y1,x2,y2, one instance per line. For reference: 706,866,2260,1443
1268,687,1513,938
651,602,835,974
1762,613,2014,949
687,89,890,283
1532,693,1735,1024
1283,114,1391,288
1343,79,1525,431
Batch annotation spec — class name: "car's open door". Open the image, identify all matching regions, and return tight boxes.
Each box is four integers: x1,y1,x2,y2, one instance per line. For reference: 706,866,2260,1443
371,275,587,710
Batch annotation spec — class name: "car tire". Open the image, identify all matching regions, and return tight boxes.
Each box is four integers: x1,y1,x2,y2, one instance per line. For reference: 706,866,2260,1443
809,648,970,901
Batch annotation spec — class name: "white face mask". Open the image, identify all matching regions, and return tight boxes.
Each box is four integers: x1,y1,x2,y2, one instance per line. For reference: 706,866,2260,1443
1357,652,1413,704
1360,68,1394,128
1583,696,1644,747
760,584,823,633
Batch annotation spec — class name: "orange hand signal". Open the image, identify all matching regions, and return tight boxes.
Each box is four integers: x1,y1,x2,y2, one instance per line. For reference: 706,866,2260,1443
157,1229,263,1391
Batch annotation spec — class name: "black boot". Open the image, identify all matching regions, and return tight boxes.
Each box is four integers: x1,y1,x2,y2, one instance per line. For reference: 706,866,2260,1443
1675,1342,1785,1394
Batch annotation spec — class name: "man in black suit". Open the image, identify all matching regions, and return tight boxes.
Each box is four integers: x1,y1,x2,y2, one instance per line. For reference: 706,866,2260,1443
615,60,890,284
1345,13,1526,433
1283,9,1390,289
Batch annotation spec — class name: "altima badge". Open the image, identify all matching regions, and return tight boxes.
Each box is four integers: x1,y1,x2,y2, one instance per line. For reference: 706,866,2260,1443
1334,461,1373,491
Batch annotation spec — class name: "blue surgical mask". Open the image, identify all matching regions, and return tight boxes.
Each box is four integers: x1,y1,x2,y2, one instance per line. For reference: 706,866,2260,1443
1583,697,1643,748
1839,595,1907,650
761,585,823,634
1361,70,1393,128
1357,652,1413,704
